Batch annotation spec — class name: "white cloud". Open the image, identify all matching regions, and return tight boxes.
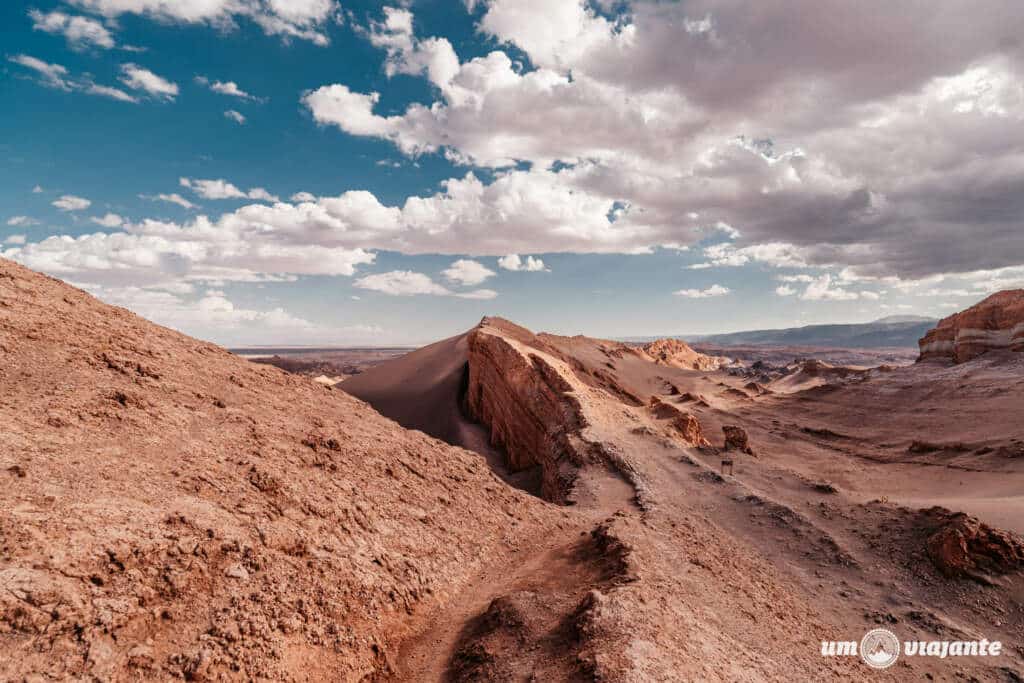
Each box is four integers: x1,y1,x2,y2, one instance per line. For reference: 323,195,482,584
9,54,73,90
84,285,317,343
90,213,124,228
29,9,115,49
498,253,546,271
32,185,44,194
354,270,496,299
224,109,247,124
800,274,859,301
295,1,1024,283
354,270,452,296
70,0,338,46
196,76,260,101
290,191,316,202
4,235,27,245
442,258,495,286
775,284,796,297
777,274,816,283
3,223,376,289
859,290,881,301
366,7,460,91
455,288,498,300
7,216,39,227
180,178,278,202
52,195,91,211
674,284,730,298
120,64,178,100
10,54,137,102
86,84,138,102
142,192,198,209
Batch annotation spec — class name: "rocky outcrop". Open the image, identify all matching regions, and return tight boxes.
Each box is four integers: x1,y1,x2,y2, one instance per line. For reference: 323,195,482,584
640,338,727,371
722,425,754,455
924,509,1024,582
464,318,594,503
648,397,710,447
918,290,1024,363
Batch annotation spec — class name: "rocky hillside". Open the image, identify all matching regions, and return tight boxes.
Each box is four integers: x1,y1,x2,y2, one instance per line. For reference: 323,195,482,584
0,259,560,681
638,338,728,371
918,290,1024,363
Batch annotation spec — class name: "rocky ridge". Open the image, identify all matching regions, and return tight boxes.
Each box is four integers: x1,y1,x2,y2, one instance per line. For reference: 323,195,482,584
919,290,1024,363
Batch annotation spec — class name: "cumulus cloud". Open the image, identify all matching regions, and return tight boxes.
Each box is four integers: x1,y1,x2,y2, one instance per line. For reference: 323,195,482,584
297,0,1024,281
224,109,246,124
498,254,546,271
180,178,278,202
674,284,730,298
91,213,124,228
366,7,460,90
290,191,316,202
5,235,27,245
29,9,115,49
800,274,859,301
442,258,495,286
775,284,796,297
120,64,178,100
354,270,497,299
3,222,376,290
52,195,91,211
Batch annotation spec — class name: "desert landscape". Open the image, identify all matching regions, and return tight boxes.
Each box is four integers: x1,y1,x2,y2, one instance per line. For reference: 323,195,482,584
5,1,1024,680
2,258,1023,681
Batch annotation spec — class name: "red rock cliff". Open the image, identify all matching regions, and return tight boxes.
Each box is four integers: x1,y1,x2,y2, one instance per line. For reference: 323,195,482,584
463,318,592,503
918,290,1024,363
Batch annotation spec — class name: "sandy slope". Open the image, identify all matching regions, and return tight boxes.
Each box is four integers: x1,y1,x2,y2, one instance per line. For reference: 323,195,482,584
4,256,1022,681
345,318,1024,681
0,260,566,681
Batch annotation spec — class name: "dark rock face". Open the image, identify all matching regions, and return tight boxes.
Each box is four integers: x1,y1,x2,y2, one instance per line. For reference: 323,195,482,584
918,290,1024,363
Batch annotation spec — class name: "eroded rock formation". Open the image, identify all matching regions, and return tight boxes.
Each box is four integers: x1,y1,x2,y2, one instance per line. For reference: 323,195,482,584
722,425,754,455
648,397,710,447
918,290,1024,363
640,338,728,371
463,318,595,503
924,509,1024,582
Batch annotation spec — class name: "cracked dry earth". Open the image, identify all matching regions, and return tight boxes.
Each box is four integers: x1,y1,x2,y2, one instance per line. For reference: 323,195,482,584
3,257,1024,681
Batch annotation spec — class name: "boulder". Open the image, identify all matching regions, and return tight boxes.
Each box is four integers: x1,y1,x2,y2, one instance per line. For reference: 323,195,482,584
925,510,1024,582
722,425,754,455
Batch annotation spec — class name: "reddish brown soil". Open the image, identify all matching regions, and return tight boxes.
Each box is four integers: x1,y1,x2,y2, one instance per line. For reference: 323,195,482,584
4,257,1024,681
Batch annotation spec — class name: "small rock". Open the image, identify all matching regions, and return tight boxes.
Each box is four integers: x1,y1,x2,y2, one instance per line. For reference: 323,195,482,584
224,563,249,580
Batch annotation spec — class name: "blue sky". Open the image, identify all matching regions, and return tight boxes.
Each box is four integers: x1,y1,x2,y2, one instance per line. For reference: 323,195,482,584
4,1,1024,345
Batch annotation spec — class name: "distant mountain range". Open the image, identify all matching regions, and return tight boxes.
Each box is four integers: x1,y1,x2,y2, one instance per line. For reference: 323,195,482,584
681,316,938,349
